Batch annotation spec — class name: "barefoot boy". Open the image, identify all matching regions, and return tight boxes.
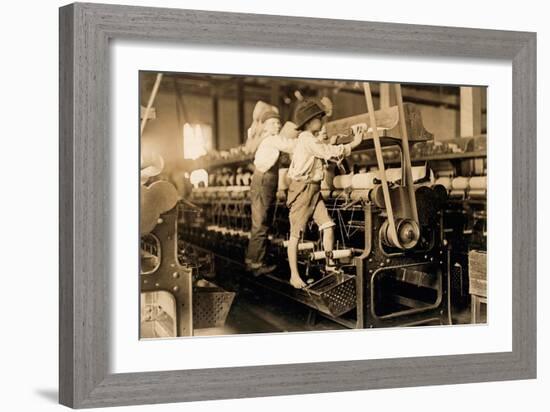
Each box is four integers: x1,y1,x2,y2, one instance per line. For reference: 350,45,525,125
286,100,362,288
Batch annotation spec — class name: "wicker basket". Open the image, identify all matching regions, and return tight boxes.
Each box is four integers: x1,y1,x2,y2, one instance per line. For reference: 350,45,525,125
193,284,236,329
304,272,357,317
468,250,487,297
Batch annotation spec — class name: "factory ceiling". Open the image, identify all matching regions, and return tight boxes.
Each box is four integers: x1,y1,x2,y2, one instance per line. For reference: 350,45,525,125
139,71,485,111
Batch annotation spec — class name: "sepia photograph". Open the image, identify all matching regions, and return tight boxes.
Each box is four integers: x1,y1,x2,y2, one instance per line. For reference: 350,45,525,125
139,72,487,338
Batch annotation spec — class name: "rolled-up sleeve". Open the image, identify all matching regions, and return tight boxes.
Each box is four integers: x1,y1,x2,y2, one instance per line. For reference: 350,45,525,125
273,135,297,154
305,136,351,161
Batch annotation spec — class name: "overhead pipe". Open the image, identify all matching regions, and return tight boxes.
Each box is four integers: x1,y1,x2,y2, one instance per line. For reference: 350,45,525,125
141,73,163,135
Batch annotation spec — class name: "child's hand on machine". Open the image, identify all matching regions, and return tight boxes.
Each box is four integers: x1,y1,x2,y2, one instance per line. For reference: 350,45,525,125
350,130,363,149
350,122,366,149
329,134,340,145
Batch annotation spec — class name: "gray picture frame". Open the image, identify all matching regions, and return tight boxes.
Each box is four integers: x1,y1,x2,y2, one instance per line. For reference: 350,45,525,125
59,2,536,408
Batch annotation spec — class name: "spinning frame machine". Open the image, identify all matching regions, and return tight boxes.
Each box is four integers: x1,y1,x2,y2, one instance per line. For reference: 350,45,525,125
179,82,489,331
139,77,487,336
139,75,236,338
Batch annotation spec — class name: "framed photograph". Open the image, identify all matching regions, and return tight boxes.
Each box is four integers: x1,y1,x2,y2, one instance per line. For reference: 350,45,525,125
59,2,536,408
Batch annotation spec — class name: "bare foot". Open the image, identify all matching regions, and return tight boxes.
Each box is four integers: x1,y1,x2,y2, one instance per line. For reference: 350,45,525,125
289,274,307,289
324,265,339,275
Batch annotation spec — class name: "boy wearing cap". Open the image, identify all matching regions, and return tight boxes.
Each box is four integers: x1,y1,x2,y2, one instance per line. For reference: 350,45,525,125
245,110,298,276
286,100,362,288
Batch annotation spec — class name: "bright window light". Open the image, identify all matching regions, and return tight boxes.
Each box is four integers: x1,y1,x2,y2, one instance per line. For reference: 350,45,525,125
183,123,212,160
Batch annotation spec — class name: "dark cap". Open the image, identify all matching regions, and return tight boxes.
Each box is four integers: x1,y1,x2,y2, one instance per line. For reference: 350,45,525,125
294,100,326,131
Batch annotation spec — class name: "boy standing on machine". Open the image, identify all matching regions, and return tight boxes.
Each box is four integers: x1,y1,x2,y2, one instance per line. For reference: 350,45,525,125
286,100,362,288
